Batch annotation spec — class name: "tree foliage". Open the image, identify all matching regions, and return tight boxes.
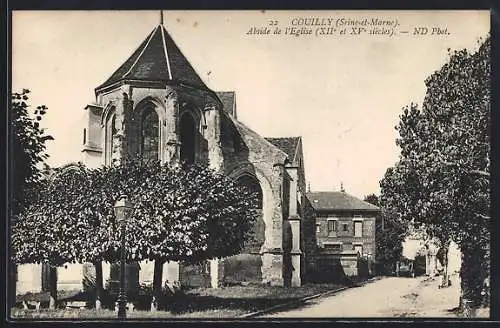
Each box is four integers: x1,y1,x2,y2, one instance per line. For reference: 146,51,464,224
364,194,407,275
380,36,490,308
12,159,259,266
11,89,53,215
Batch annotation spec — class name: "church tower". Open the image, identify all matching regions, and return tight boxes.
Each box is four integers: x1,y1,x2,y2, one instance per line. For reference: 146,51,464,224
82,17,224,172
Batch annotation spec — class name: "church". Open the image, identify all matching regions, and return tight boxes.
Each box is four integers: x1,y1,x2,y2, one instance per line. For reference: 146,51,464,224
15,17,388,298
17,18,314,292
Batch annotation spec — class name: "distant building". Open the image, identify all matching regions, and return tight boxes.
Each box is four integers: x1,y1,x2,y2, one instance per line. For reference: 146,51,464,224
401,235,462,277
306,190,379,281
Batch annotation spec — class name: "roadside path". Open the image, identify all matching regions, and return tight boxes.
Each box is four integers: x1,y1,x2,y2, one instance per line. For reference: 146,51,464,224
262,275,464,318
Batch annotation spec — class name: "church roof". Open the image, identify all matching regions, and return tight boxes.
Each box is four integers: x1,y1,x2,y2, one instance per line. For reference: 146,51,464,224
216,91,236,117
96,24,209,92
228,117,288,163
306,191,380,212
265,137,300,162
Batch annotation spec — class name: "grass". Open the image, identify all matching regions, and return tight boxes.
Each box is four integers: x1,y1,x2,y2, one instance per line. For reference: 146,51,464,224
11,283,344,319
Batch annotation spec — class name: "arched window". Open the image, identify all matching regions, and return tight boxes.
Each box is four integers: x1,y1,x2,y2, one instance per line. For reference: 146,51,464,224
237,174,264,253
180,113,196,165
140,107,159,161
237,175,263,209
105,114,117,165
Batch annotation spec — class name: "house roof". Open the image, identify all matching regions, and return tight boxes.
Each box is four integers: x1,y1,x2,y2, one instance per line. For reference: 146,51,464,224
306,191,380,212
265,137,300,162
96,24,209,92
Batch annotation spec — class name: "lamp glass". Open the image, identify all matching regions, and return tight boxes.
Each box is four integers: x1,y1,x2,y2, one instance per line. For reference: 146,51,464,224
114,197,132,224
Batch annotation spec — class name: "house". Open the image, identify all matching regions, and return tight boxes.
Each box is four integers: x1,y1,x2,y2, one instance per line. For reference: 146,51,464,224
306,188,379,282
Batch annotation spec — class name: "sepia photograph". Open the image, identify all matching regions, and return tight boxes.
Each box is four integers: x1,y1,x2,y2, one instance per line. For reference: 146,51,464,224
9,9,490,320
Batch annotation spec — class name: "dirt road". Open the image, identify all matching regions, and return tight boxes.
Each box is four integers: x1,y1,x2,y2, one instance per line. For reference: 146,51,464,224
262,274,472,318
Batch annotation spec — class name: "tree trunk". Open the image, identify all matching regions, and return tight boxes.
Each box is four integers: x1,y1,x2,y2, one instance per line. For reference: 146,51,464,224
441,240,450,287
94,261,103,310
48,265,58,309
9,260,17,309
444,244,449,285
459,244,487,317
151,259,165,311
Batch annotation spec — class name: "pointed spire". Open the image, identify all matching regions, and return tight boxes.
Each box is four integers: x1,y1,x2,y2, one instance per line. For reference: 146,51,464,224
307,182,311,192
95,18,210,93
340,182,345,192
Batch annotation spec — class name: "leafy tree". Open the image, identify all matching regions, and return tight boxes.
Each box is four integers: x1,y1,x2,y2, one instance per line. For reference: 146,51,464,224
10,89,53,307
12,163,98,308
11,89,53,215
364,194,407,275
380,36,490,313
12,159,259,309
363,194,379,208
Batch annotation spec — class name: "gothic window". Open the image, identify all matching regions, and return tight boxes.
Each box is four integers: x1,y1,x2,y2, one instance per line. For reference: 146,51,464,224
237,175,263,209
180,113,196,165
140,107,159,161
105,114,117,165
237,175,263,252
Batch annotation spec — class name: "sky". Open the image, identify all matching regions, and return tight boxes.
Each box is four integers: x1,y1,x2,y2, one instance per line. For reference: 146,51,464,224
11,10,490,199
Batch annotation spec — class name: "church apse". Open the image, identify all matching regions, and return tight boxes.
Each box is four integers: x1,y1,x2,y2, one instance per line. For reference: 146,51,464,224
73,19,303,290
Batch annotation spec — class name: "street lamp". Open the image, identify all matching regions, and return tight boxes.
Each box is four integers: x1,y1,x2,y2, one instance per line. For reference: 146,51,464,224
114,195,133,319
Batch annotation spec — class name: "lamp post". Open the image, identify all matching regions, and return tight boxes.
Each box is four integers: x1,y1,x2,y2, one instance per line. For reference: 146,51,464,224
114,195,132,319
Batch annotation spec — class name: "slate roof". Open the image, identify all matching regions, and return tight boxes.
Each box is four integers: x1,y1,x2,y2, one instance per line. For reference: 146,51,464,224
264,137,300,162
228,118,288,162
96,24,209,92
216,91,236,117
306,192,380,212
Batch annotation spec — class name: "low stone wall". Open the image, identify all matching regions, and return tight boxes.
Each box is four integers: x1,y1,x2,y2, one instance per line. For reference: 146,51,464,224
16,264,42,294
306,252,365,283
179,262,211,288
221,253,263,286
57,263,84,291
